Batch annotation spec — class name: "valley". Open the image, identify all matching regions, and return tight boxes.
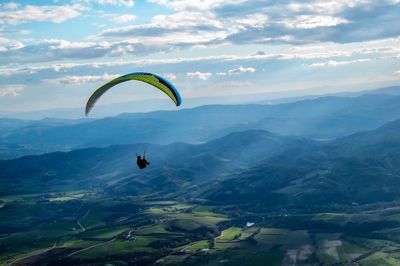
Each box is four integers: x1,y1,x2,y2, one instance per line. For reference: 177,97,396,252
1,89,400,265
3,191,400,265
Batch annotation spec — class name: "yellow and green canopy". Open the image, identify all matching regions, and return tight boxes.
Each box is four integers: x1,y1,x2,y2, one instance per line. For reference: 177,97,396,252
85,72,182,116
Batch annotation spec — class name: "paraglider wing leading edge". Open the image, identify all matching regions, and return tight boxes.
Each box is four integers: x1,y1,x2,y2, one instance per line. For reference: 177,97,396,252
85,72,182,116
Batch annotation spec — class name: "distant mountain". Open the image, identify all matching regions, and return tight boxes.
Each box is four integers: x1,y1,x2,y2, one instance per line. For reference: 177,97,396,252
0,130,315,196
347,85,400,96
1,93,400,159
200,119,400,210
1,118,400,209
331,119,400,157
4,85,398,120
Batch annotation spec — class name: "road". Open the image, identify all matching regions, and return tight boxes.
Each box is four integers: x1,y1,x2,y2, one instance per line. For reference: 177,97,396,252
7,242,57,266
77,210,90,231
67,238,116,257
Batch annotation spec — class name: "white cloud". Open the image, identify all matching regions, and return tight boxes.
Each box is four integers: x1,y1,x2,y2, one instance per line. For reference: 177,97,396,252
1,37,398,76
232,13,268,29
163,73,177,81
47,73,120,85
1,2,20,10
287,1,368,14
228,66,256,74
281,15,350,29
0,84,24,97
186,71,212,80
309,58,370,67
148,0,244,11
0,4,86,25
0,37,24,50
2,39,397,76
112,14,136,23
101,11,223,36
395,70,400,75
78,0,134,7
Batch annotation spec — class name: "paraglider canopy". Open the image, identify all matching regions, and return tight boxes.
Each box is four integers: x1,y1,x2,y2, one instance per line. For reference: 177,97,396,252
85,72,182,116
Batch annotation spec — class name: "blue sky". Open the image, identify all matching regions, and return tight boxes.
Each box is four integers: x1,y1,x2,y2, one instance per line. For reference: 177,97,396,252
0,0,399,114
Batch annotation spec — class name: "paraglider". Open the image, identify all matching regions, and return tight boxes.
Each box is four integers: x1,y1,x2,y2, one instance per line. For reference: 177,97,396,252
136,153,150,169
85,72,182,116
85,72,182,170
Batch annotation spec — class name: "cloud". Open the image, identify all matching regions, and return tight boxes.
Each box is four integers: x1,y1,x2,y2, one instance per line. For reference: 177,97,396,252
281,15,350,29
112,14,136,23
0,84,24,97
0,4,86,25
0,39,113,63
1,2,20,10
148,0,245,11
220,0,400,44
99,11,224,37
0,37,24,50
78,0,134,7
216,66,256,76
48,73,120,85
287,1,368,14
2,37,398,75
186,71,212,80
1,1,398,66
309,58,370,67
163,73,177,81
228,66,256,74
395,70,400,75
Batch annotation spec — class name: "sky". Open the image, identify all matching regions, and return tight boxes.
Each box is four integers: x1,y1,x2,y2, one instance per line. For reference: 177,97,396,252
0,0,399,114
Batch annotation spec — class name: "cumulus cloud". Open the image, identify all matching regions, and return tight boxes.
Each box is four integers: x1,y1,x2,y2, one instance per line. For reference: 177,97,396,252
1,2,20,10
228,66,256,74
48,73,120,85
2,37,398,75
0,0,398,65
0,84,24,97
281,15,350,29
0,39,114,63
186,71,212,80
100,11,223,37
112,14,136,23
148,0,245,11
78,0,134,7
0,4,86,25
309,58,370,67
163,73,177,81
287,1,367,14
0,37,24,50
222,0,400,44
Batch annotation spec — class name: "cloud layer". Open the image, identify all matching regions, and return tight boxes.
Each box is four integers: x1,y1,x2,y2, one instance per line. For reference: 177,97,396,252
1,0,399,65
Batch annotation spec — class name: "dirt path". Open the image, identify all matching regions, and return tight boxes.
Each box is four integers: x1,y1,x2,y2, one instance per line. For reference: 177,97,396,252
67,238,116,257
77,210,90,231
6,242,57,265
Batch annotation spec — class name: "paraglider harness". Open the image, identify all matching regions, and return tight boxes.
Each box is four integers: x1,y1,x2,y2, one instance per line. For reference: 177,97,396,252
136,152,150,169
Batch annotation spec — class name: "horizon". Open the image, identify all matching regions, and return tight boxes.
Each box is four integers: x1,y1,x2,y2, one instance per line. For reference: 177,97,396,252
2,84,399,120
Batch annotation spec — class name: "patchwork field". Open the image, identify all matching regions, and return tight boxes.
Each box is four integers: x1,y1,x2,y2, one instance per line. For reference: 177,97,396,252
3,192,400,265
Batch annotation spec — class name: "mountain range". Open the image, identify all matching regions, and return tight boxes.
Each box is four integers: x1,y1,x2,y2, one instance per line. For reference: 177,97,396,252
1,92,400,159
1,117,400,211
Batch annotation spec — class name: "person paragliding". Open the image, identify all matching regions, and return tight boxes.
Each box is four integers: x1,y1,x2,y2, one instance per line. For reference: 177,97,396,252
136,152,150,169
85,72,181,170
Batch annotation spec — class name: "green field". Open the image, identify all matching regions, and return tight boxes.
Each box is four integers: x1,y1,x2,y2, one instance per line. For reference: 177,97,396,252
217,227,243,241
4,192,400,265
